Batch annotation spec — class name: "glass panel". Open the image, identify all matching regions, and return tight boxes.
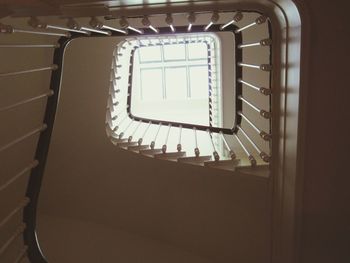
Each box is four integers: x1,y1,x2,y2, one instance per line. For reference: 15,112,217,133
140,69,163,100
163,44,186,61
165,67,187,100
189,66,209,99
187,42,208,60
139,46,162,62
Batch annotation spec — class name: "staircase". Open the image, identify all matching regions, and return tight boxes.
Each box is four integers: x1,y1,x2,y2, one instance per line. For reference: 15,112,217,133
1,9,273,263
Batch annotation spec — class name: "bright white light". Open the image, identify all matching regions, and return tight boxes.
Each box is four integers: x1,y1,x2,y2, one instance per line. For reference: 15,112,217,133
204,22,213,31
187,23,192,32
170,24,175,32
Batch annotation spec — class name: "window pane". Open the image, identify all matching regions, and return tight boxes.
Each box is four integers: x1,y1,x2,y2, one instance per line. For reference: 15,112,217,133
140,69,163,100
165,67,187,100
188,43,207,60
139,46,162,62
189,66,209,99
163,44,186,61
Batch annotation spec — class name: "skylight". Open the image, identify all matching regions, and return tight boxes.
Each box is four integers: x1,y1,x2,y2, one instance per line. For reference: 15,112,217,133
129,34,221,127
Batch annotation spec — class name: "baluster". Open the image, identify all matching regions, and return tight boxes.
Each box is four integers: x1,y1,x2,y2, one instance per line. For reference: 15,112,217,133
220,12,243,30
238,38,272,48
13,246,28,263
177,125,182,152
238,62,272,71
90,17,127,34
238,79,271,95
138,121,151,145
193,127,200,157
204,12,219,31
165,14,176,32
187,12,196,32
162,124,171,153
207,130,220,161
220,131,236,160
0,125,47,153
238,95,271,119
0,64,57,77
235,15,267,33
0,198,30,228
119,119,134,139
234,134,256,166
0,224,26,257
128,121,142,142
238,112,271,141
0,23,70,37
142,16,159,33
0,90,54,112
0,161,38,192
28,17,90,35
150,123,162,149
119,17,144,34
238,126,270,162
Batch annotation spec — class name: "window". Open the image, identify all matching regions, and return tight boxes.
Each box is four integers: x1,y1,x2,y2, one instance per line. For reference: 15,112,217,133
130,34,221,127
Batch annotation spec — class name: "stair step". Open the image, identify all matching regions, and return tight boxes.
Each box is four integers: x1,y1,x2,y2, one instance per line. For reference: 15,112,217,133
128,144,150,151
154,151,186,160
177,155,212,165
118,141,138,148
204,159,241,171
140,148,163,156
110,137,128,145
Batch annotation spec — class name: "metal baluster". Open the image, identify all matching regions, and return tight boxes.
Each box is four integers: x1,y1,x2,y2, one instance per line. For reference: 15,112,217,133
220,12,243,30
0,125,47,153
207,129,220,161
0,64,57,77
238,62,272,71
193,127,200,157
204,12,219,31
0,224,26,257
177,125,182,152
0,90,54,112
138,121,151,145
128,121,142,142
162,124,171,153
13,246,28,263
234,134,256,166
238,112,271,141
150,123,162,149
238,79,271,95
238,95,271,119
165,14,176,32
220,131,236,160
235,15,267,33
0,161,38,192
0,198,30,228
119,119,134,139
238,38,272,48
238,126,270,162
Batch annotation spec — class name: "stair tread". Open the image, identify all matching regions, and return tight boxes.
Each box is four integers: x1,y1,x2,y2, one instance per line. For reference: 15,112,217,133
204,159,241,171
118,141,138,148
154,151,186,159
140,148,163,156
178,155,212,164
110,137,128,144
128,144,150,151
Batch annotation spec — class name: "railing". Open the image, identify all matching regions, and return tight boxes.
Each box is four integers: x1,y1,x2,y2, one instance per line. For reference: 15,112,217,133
106,12,272,168
0,10,272,263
